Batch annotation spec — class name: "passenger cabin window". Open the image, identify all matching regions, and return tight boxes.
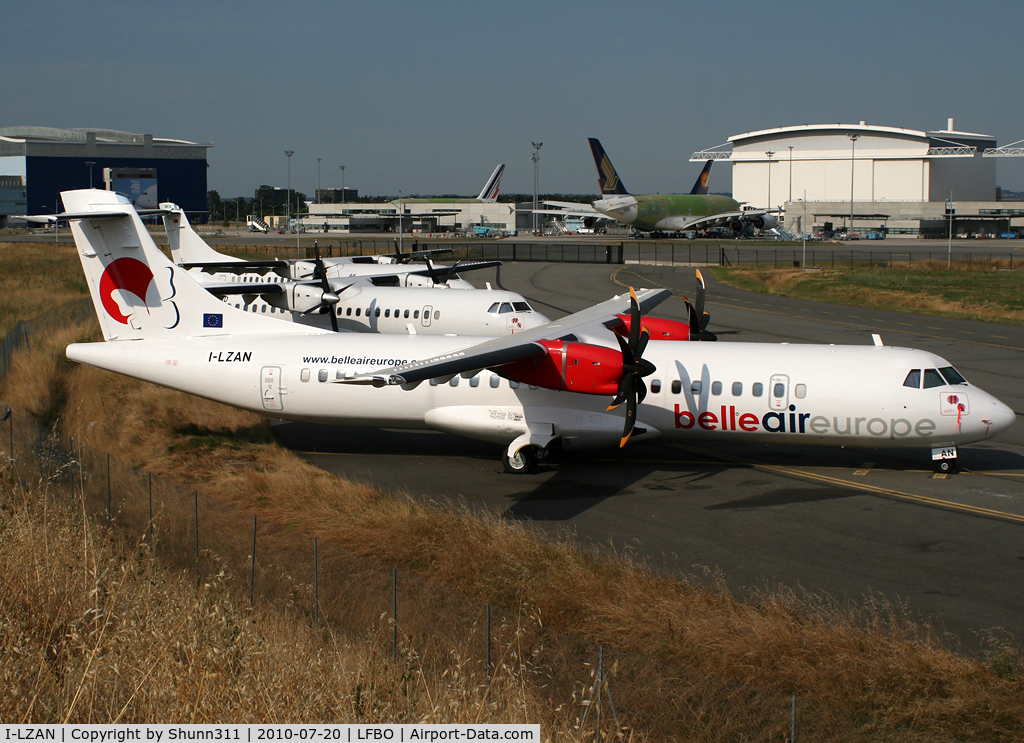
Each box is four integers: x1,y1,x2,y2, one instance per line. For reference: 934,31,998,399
509,380,520,389
429,379,439,386
795,384,807,399
413,310,420,319
650,379,662,393
300,369,311,383
318,369,328,383
691,381,702,395
671,380,681,394
903,370,921,389
711,381,722,395
923,369,946,389
773,383,785,398
449,377,459,387
434,310,440,320
470,376,480,387
752,382,763,397
384,309,390,318
490,374,500,388
939,366,967,385
404,310,410,319
732,382,743,396
355,308,361,317
375,308,381,317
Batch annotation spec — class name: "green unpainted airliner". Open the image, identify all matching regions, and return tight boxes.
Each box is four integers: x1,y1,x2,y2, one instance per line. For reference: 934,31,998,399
546,140,777,235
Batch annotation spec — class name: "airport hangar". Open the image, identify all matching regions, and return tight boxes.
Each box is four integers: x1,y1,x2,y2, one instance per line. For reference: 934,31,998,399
292,199,520,236
0,126,210,227
693,119,1024,237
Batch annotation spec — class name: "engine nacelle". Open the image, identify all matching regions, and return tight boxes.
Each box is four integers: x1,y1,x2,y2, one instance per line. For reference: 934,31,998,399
498,340,622,395
730,221,744,233
613,314,690,341
747,213,779,230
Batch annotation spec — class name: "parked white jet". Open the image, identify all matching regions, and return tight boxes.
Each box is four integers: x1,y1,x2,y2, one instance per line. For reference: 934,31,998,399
161,204,492,289
63,190,1014,474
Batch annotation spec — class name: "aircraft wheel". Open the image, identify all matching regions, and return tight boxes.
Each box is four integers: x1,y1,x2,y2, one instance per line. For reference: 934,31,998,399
934,458,957,474
503,445,540,474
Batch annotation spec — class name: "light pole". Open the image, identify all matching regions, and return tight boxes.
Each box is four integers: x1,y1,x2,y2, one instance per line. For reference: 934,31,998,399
848,133,859,238
532,142,543,236
317,158,322,203
787,146,793,204
284,150,294,230
339,165,347,203
84,160,96,188
765,151,775,209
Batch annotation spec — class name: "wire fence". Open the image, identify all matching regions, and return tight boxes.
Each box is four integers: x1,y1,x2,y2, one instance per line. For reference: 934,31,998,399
198,240,1020,271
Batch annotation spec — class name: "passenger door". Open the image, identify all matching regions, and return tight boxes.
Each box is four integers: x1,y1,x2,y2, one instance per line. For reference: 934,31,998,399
769,374,789,411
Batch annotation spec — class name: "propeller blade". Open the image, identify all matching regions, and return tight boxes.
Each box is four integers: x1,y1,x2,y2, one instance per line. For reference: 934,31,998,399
442,260,462,285
627,287,642,356
425,259,440,285
620,395,637,447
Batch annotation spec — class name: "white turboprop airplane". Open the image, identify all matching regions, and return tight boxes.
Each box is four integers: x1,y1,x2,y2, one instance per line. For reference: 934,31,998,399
62,190,1014,474
161,203,550,335
161,204,492,290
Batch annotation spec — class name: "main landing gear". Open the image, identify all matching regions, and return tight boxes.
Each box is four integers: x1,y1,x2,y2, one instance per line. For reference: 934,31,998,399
502,445,542,474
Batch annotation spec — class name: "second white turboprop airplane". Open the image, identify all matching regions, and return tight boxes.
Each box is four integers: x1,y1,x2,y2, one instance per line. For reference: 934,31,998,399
162,204,493,290
63,190,1013,473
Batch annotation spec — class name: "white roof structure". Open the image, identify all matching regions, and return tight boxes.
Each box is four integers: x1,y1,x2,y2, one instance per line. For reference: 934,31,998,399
693,120,997,207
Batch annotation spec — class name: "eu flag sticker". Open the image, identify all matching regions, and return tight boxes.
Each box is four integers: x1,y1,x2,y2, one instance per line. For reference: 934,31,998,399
203,313,223,328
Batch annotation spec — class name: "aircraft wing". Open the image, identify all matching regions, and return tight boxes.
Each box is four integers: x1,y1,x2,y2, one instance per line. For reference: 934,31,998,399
405,260,503,278
202,283,287,296
337,287,672,387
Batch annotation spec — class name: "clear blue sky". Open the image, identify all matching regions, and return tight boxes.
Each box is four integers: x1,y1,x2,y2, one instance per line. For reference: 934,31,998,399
5,0,1024,198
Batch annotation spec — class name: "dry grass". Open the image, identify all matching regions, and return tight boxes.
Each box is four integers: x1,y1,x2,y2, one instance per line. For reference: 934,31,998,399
0,242,88,336
0,467,561,727
714,262,1024,324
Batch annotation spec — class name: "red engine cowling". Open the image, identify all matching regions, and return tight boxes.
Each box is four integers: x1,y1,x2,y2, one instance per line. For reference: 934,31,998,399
498,340,623,395
613,314,690,341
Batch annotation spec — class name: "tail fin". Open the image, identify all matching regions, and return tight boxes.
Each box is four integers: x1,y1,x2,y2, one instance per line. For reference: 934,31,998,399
476,164,505,202
689,160,714,195
62,189,315,341
588,138,629,195
161,202,243,264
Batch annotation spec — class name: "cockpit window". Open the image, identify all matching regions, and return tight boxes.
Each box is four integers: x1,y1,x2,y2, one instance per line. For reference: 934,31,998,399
487,302,500,313
512,302,532,312
903,369,921,389
499,302,513,314
939,366,968,385
923,369,945,389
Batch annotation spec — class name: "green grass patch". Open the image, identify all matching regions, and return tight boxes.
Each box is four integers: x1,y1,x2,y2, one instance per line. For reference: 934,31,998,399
713,263,1024,324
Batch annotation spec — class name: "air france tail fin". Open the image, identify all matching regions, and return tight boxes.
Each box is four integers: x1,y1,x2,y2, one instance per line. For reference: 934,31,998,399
588,138,629,196
689,160,714,195
62,189,319,341
476,164,505,202
160,202,243,265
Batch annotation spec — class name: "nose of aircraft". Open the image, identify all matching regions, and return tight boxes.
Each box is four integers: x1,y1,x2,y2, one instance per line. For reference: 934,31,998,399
981,394,1017,437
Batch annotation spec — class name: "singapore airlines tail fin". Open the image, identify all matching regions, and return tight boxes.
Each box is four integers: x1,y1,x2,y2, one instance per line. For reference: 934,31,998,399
61,189,315,342
588,138,630,196
689,160,714,195
161,202,242,265
476,164,505,202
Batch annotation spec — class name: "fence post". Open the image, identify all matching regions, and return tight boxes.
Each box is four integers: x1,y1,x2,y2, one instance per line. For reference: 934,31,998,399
7,408,12,464
106,452,111,525
250,514,257,605
791,693,797,742
392,567,398,660
148,472,153,545
194,490,200,587
314,536,319,626
486,603,492,682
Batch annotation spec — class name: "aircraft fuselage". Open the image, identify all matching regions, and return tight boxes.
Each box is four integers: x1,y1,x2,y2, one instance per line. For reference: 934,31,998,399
66,334,1014,453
